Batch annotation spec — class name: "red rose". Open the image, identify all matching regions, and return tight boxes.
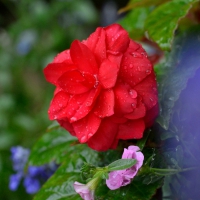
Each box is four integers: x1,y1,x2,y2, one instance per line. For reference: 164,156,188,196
44,24,158,151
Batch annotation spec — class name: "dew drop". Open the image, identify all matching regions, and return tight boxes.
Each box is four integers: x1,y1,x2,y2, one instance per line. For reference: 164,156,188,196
129,64,133,69
80,136,87,143
70,117,77,122
129,89,137,98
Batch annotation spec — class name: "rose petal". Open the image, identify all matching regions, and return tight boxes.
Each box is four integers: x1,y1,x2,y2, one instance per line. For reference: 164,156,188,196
134,73,158,110
67,87,101,122
85,27,106,64
57,119,76,136
48,91,70,120
114,82,137,114
104,24,130,53
44,63,76,85
53,50,72,63
120,50,152,87
98,59,119,89
70,40,98,74
94,89,114,118
124,100,146,120
88,119,118,151
58,70,95,94
117,119,145,139
144,103,159,127
72,113,101,143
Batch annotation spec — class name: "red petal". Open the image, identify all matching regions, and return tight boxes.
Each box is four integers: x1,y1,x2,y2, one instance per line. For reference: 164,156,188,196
104,24,130,53
114,82,137,114
120,50,152,87
53,50,72,63
44,63,76,85
134,72,158,110
124,100,146,120
94,89,114,118
58,70,95,94
87,119,118,151
70,40,98,74
48,91,70,120
117,119,145,140
144,103,159,127
72,113,101,143
57,119,76,136
85,27,106,64
98,59,119,89
66,87,101,122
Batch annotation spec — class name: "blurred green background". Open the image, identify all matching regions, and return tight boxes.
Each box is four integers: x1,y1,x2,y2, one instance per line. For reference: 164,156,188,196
0,0,128,199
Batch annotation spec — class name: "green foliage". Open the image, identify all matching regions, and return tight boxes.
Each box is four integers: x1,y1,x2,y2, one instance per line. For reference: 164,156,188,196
145,0,198,50
107,159,136,171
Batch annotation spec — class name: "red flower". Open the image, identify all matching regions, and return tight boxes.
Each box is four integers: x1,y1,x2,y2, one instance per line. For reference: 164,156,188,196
44,24,158,151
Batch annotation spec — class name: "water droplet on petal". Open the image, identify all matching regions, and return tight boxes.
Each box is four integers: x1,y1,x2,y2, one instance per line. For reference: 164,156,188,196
80,136,87,143
70,117,77,122
129,89,137,98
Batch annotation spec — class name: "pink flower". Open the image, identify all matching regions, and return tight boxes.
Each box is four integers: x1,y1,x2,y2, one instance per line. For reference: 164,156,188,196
74,181,94,200
106,145,144,190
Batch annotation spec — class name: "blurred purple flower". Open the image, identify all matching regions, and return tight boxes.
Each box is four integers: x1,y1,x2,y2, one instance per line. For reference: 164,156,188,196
9,146,58,194
74,181,94,200
106,145,144,190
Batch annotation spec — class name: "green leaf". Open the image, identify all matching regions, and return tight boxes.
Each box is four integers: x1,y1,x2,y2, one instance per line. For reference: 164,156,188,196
157,27,200,129
28,127,77,165
33,161,82,200
118,0,169,13
95,174,164,200
108,159,137,171
119,7,151,40
34,145,99,200
145,0,198,50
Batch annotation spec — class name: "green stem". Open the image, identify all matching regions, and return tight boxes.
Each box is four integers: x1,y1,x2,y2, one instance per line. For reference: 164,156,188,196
150,167,198,176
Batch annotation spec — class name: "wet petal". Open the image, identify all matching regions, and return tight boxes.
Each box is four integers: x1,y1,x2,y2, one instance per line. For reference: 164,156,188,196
58,70,95,94
117,119,145,140
114,82,137,114
53,50,72,63
87,119,118,151
134,73,158,110
70,40,98,74
94,89,114,118
104,24,130,53
120,50,152,87
48,91,70,120
73,113,101,143
98,59,119,89
44,63,76,86
57,119,76,136
85,27,106,64
124,100,146,120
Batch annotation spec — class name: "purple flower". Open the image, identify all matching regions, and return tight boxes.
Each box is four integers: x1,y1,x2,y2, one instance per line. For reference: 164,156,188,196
106,145,144,190
74,181,94,200
23,176,41,194
9,173,23,191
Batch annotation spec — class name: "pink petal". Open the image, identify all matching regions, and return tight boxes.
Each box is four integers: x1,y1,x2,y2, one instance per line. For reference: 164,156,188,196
117,119,145,140
70,40,98,74
104,24,130,53
87,119,118,151
85,27,106,64
48,91,70,120
134,73,158,110
72,113,101,143
44,63,76,86
106,171,123,190
94,89,114,118
58,70,95,94
114,82,137,114
98,59,119,89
